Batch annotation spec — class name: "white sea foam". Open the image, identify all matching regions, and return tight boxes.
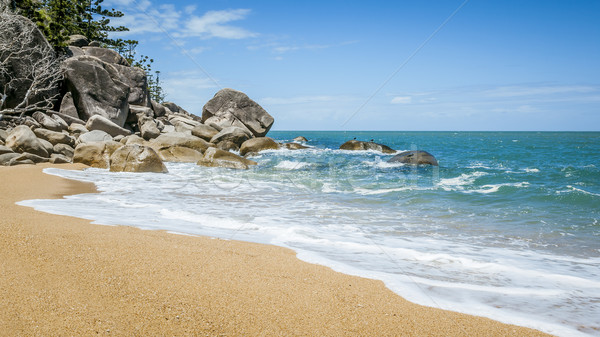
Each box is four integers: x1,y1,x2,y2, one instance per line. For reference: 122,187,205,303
437,171,487,190
274,160,310,170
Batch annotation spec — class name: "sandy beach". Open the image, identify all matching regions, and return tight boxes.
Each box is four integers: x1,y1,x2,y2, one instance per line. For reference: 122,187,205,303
0,163,553,336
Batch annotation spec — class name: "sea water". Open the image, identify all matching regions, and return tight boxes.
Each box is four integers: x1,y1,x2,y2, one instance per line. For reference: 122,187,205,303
18,131,600,336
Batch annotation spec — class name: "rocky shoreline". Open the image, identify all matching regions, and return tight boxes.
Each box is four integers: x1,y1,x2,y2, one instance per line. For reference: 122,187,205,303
1,15,438,170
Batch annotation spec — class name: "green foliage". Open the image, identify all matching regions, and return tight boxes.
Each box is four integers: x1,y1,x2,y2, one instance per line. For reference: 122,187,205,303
13,0,130,49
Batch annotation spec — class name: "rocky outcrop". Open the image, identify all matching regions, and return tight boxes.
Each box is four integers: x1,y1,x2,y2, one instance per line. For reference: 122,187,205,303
339,140,395,154
33,128,75,146
137,114,161,140
0,145,13,155
5,126,49,158
32,111,64,132
62,55,130,127
77,130,113,144
157,146,204,163
109,145,167,173
197,147,257,170
73,141,123,168
82,47,129,66
210,126,251,148
388,150,438,166
149,132,212,154
86,114,131,137
191,124,218,142
53,144,74,158
293,136,308,142
239,137,279,156
68,35,89,47
59,92,79,119
202,88,274,137
285,143,309,150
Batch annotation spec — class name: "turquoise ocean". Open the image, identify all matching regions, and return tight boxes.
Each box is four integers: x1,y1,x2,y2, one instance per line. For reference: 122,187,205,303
20,131,600,336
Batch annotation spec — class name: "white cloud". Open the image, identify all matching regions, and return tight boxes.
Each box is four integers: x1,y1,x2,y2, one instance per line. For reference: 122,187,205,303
106,2,257,41
183,9,257,39
184,5,196,15
390,96,412,104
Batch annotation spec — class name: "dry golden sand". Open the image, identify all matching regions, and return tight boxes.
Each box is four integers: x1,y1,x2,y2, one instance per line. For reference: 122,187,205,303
0,163,553,336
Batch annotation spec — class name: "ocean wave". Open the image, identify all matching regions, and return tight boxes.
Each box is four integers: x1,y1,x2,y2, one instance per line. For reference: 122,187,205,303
466,182,530,194
274,160,311,170
437,171,487,191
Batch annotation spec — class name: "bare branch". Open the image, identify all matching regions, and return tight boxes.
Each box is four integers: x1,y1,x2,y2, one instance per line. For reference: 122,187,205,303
0,13,63,118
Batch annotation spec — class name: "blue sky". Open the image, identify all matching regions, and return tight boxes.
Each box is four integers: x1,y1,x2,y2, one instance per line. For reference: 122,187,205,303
104,0,600,131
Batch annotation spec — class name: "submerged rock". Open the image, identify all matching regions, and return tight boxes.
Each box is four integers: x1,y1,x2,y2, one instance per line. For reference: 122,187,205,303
293,136,308,142
339,140,395,154
388,150,438,166
284,143,309,150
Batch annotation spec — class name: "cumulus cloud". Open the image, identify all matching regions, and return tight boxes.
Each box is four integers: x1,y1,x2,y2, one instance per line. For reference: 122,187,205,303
183,9,257,39
105,1,257,40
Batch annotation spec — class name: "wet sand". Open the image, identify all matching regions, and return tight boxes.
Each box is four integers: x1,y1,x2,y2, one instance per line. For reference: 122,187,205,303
0,163,553,336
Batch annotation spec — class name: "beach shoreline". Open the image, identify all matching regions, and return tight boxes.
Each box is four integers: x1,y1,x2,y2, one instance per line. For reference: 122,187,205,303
0,163,553,336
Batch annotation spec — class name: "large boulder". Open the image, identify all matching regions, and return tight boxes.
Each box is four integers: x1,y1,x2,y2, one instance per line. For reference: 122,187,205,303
157,146,204,163
210,126,251,148
293,136,308,142
197,147,257,170
77,129,113,145
138,115,160,140
5,125,49,157
62,55,130,127
67,35,89,47
285,143,309,150
191,124,219,142
339,140,395,154
69,123,89,135
32,111,64,132
151,100,166,117
59,92,79,119
0,129,8,142
109,64,151,107
73,141,123,168
53,143,74,158
388,150,438,166
82,46,129,66
149,132,212,153
109,145,167,173
86,114,131,137
0,145,14,155
38,138,54,155
0,153,21,166
239,137,279,156
202,88,274,137
50,153,71,164
14,152,49,163
33,128,74,146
